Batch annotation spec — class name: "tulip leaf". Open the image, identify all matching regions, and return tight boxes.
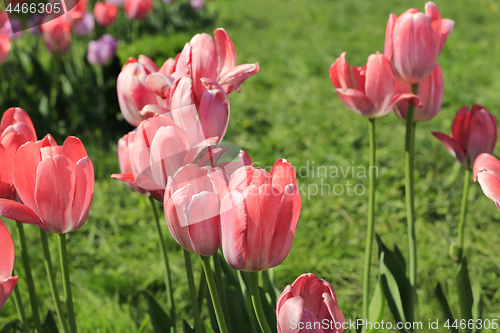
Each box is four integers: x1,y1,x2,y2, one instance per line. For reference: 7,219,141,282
262,268,281,306
143,291,171,333
472,280,484,333
376,235,414,333
42,310,59,333
434,283,458,333
182,320,195,333
368,276,386,330
259,286,278,330
457,257,474,332
0,321,16,333
203,323,217,333
393,245,406,273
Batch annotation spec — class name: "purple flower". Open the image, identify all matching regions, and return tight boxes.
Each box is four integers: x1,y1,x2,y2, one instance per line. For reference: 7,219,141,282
73,12,95,36
87,34,118,65
1,19,23,40
190,0,204,10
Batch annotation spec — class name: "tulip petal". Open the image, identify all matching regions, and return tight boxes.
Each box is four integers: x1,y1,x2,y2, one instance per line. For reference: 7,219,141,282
198,88,230,142
191,33,218,103
187,191,221,256
439,19,455,53
12,141,42,213
138,55,158,74
329,52,354,90
219,63,260,94
0,219,15,277
34,155,75,233
175,42,192,77
335,88,375,117
431,131,467,165
0,144,13,200
72,157,94,230
62,136,88,165
473,154,500,182
0,108,36,139
477,170,500,212
364,52,396,114
159,57,177,76
0,275,17,311
165,185,195,252
0,199,43,226
384,13,397,62
146,73,174,98
214,28,237,78
220,190,248,270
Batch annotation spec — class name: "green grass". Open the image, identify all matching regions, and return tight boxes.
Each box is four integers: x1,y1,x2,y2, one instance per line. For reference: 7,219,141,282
2,0,500,331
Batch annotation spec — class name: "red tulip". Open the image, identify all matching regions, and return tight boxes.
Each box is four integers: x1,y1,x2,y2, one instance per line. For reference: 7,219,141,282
384,2,454,84
473,154,500,212
164,164,226,256
41,14,71,55
64,0,88,24
277,273,345,333
0,107,37,200
93,1,118,27
432,105,497,168
124,0,153,20
117,132,149,195
330,52,420,118
117,56,160,126
0,218,17,310
0,135,94,234
394,62,443,122
0,34,9,64
220,159,301,271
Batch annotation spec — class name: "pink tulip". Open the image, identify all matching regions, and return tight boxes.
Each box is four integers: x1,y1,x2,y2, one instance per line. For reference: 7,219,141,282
0,135,94,234
124,0,153,20
0,219,18,310
329,52,420,118
393,62,443,122
93,1,118,26
384,2,454,84
473,153,500,212
117,131,149,195
0,107,37,200
0,34,10,64
277,273,345,333
117,56,160,126
164,164,226,256
41,14,71,55
220,159,301,271
432,105,497,168
64,0,88,25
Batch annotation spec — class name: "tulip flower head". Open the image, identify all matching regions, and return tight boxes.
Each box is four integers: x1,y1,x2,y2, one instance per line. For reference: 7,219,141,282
87,34,118,65
473,154,500,212
394,62,444,122
0,34,10,64
220,159,301,272
0,135,94,234
277,273,345,333
432,105,497,168
72,12,95,36
41,14,71,55
384,1,454,84
124,0,153,20
93,1,118,26
117,131,149,195
0,219,18,310
330,52,420,119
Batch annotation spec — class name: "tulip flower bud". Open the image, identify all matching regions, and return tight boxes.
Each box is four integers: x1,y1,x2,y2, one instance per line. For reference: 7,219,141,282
277,273,345,333
0,135,94,234
0,219,18,310
432,105,497,168
93,1,118,26
220,159,301,272
394,63,444,122
384,2,454,84
473,153,500,212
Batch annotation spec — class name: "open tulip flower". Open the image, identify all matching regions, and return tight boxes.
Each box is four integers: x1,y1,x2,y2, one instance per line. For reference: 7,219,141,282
277,273,345,333
0,135,94,234
220,159,301,272
473,153,500,212
0,107,37,200
330,52,420,118
432,105,497,168
394,62,443,122
384,1,454,84
0,219,17,311
164,164,227,256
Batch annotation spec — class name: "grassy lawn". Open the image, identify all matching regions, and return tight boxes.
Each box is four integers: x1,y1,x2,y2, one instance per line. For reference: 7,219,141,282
2,0,500,331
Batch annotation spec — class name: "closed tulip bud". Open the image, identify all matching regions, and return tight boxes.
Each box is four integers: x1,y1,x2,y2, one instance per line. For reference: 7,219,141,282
0,34,10,64
93,1,118,27
432,105,497,168
385,2,454,84
117,132,149,195
277,273,345,333
473,153,500,212
0,135,94,234
330,52,420,119
124,0,153,20
87,34,118,65
117,56,159,126
394,62,444,122
0,219,18,310
164,165,226,256
41,15,71,55
220,159,301,271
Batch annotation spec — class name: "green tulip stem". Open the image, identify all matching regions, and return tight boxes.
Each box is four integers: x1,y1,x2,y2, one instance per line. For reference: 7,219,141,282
213,251,231,331
149,196,175,325
362,118,376,328
58,233,78,333
11,272,30,333
457,168,472,263
184,250,203,333
200,255,229,333
405,83,419,312
40,230,70,333
249,271,273,333
16,221,43,333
